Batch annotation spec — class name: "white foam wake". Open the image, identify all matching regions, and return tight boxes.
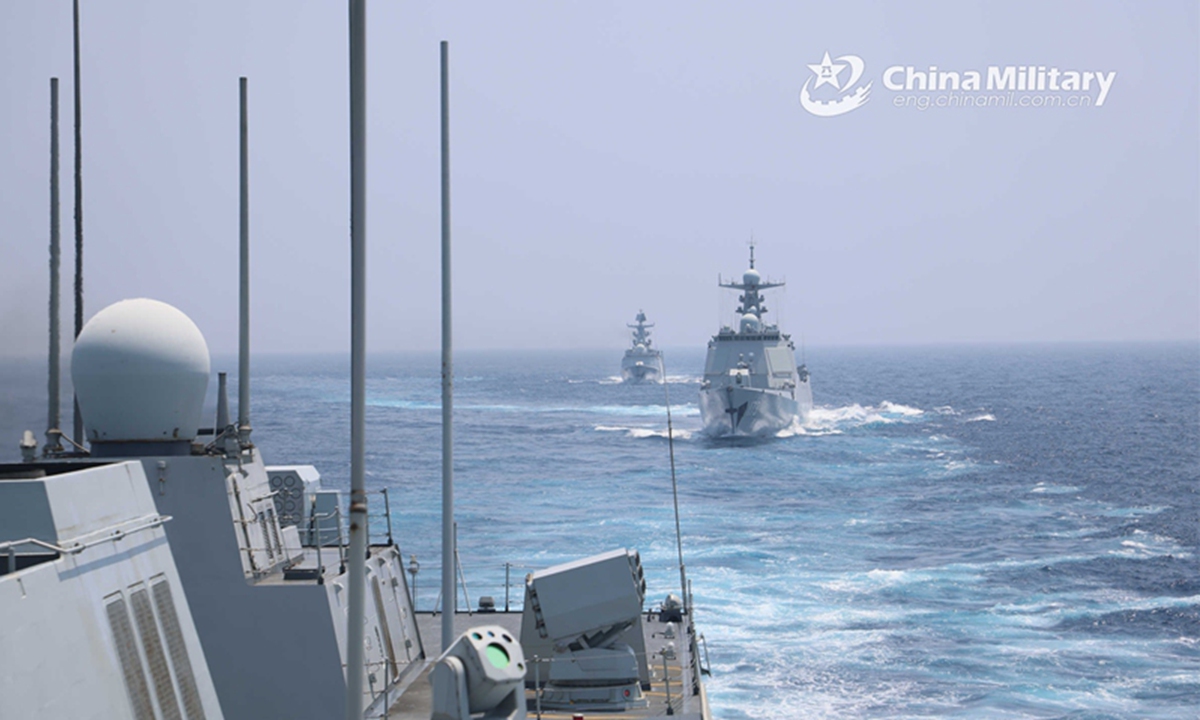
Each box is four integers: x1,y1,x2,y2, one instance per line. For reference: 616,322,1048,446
779,400,929,436
569,374,699,386
966,413,996,422
594,425,696,440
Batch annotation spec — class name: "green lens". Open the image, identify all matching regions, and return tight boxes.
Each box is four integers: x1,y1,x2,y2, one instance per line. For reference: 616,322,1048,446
485,643,510,669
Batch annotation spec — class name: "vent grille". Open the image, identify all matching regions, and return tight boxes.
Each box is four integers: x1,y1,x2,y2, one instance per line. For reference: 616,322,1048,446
106,595,156,720
267,506,284,560
132,586,183,720
257,510,275,562
373,575,399,677
153,580,207,720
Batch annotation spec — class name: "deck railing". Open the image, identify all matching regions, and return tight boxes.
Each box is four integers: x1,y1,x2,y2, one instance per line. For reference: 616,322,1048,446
0,513,172,575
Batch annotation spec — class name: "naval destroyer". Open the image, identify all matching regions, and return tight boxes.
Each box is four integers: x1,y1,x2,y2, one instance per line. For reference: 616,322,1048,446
0,6,711,719
621,310,665,383
699,246,812,436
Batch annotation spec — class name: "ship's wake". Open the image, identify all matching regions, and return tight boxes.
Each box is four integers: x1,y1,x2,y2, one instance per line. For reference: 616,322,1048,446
570,374,702,386
596,401,936,441
777,401,927,437
594,425,697,440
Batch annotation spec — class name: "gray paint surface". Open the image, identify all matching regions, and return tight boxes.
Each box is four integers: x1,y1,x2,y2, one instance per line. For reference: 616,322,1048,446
138,454,346,720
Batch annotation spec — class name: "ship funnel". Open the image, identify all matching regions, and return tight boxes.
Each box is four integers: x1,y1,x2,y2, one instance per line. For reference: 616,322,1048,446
71,298,210,456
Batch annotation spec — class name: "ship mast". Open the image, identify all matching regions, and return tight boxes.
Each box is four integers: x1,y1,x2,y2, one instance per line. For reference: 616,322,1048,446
719,245,783,321
71,0,85,449
46,78,63,455
345,0,368,717
238,77,252,447
627,310,654,346
440,39,456,653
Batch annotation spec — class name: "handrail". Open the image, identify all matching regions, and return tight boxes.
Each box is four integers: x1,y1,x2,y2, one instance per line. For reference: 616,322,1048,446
379,487,393,546
334,504,346,572
2,513,172,574
297,489,396,549
491,644,704,716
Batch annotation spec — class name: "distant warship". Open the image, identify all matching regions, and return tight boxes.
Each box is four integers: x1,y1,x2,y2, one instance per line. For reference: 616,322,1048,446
621,310,665,384
699,246,812,436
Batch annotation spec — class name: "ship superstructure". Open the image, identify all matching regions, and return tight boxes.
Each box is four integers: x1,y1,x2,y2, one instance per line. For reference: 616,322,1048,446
699,246,812,436
1,299,425,720
621,310,665,383
0,297,710,720
1,9,711,719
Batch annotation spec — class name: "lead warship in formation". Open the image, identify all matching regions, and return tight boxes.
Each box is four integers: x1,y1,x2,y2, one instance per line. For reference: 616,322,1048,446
0,6,710,719
699,247,812,437
621,311,665,384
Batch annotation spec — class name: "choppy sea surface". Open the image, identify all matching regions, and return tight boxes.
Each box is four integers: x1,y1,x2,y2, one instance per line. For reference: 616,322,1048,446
2,343,1197,718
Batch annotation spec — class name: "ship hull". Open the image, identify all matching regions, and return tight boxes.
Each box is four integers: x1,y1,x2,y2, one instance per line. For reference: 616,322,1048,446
621,354,664,383
699,382,811,437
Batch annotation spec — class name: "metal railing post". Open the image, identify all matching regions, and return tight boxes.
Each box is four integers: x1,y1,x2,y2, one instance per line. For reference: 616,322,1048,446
663,653,674,716
504,562,511,612
381,488,393,546
534,656,543,720
335,504,347,574
316,533,325,584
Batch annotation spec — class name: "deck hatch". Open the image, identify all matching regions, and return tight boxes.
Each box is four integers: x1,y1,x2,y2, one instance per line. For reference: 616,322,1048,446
106,594,156,720
153,580,207,720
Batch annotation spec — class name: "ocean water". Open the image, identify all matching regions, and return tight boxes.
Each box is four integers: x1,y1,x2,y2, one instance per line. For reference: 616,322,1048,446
2,343,1197,718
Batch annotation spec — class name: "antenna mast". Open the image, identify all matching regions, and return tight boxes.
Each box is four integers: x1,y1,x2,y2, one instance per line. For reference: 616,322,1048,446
663,370,689,616
46,78,63,455
71,0,84,448
345,0,368,716
238,77,252,447
440,39,456,652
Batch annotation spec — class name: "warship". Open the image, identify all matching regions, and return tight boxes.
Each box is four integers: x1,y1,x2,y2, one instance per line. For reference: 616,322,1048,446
0,5,711,719
699,246,812,437
621,311,665,384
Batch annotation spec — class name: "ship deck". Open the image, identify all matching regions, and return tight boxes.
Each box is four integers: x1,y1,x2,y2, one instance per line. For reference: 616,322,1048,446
385,611,709,720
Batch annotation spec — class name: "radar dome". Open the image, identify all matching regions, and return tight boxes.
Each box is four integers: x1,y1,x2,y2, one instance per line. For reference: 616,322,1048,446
742,269,761,285
739,314,761,333
72,299,211,445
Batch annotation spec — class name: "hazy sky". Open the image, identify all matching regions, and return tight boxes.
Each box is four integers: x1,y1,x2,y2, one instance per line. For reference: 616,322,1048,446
1,1,1196,355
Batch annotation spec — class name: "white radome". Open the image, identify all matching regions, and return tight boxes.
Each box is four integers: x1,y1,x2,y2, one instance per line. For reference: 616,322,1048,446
72,298,211,443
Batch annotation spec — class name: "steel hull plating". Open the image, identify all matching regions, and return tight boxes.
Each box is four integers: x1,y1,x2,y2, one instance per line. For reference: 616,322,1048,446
621,353,664,383
700,382,812,437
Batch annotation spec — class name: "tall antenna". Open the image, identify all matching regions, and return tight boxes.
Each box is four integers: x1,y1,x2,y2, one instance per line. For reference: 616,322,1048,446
238,77,252,447
662,367,689,616
71,0,84,448
345,0,368,717
46,77,63,455
439,39,456,653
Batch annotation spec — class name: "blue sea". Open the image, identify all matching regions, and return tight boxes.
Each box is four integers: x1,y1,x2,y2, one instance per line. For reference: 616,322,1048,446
2,343,1197,718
